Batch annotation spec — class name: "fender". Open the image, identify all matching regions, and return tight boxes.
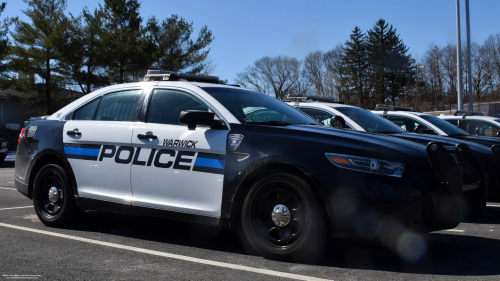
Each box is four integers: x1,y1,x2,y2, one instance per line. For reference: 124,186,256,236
26,149,80,203
222,151,331,232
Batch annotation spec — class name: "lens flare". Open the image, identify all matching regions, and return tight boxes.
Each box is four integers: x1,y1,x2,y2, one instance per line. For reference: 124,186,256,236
396,233,427,263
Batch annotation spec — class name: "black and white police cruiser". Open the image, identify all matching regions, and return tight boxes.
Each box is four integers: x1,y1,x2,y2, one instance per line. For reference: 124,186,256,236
438,111,500,138
16,71,465,261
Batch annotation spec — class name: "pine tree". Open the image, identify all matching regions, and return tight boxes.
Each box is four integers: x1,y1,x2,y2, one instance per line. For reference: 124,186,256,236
146,15,215,74
58,7,110,94
9,0,70,114
100,0,153,83
343,27,367,107
0,2,9,84
366,19,415,106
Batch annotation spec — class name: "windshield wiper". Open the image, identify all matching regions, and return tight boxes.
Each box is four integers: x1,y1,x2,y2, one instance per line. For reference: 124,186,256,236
246,121,293,126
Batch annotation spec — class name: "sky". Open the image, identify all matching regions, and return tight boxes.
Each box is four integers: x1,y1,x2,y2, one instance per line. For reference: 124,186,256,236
4,0,500,84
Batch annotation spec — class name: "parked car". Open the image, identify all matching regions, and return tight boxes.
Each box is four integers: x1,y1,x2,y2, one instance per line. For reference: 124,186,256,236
286,97,494,212
439,112,500,138
16,71,464,261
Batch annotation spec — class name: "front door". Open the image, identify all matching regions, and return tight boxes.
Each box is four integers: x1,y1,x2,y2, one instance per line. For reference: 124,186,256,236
63,89,143,204
131,89,228,217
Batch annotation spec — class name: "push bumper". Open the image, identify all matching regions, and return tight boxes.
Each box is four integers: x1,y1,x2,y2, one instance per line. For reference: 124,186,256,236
422,142,462,231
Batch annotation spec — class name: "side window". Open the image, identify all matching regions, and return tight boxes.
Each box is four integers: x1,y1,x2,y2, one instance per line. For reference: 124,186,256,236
386,116,429,132
73,98,101,120
465,121,481,135
95,90,143,122
466,121,499,137
492,125,500,137
147,89,209,125
299,108,332,126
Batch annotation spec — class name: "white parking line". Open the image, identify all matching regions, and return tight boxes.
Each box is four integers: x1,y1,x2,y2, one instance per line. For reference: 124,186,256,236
0,187,16,190
0,223,331,281
444,229,465,233
0,206,32,211
487,204,500,208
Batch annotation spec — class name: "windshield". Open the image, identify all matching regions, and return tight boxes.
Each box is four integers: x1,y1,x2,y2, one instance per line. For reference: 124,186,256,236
334,106,404,133
420,115,469,136
201,87,318,125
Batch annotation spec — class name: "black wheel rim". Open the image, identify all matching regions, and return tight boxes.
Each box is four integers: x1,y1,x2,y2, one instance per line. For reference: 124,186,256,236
249,183,306,248
36,172,64,218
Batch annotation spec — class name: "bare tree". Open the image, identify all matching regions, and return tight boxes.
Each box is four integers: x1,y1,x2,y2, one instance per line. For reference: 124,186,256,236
235,64,271,94
484,34,500,99
235,55,301,100
422,43,444,109
441,43,458,100
324,44,349,102
303,51,328,96
470,42,493,102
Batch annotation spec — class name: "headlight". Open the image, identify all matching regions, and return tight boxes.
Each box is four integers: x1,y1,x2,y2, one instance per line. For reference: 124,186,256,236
325,153,405,177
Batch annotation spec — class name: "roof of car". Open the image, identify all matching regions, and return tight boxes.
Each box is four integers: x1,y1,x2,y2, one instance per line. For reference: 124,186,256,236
439,115,499,121
46,81,240,122
371,110,426,116
289,102,354,108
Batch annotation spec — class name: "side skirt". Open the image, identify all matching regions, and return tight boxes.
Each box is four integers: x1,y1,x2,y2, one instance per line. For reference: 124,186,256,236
78,197,226,227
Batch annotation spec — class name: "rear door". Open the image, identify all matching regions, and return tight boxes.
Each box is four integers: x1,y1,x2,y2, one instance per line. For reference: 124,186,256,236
63,89,143,204
130,88,228,217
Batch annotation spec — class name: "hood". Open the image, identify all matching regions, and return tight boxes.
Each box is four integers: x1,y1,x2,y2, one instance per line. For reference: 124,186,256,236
249,125,431,164
393,133,492,158
457,135,500,147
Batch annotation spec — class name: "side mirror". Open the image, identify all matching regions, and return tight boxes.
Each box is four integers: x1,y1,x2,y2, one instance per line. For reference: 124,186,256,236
179,110,226,130
496,132,500,138
330,116,346,129
414,124,425,134
475,127,480,136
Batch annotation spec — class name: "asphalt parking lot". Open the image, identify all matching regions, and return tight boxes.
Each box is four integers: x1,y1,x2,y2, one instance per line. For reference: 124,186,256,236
1,165,500,280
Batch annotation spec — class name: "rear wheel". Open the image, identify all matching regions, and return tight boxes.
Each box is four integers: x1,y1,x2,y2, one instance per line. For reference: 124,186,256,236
241,173,328,261
33,163,78,227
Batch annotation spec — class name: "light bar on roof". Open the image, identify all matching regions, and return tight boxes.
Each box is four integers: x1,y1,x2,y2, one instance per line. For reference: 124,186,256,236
375,104,414,112
143,70,227,84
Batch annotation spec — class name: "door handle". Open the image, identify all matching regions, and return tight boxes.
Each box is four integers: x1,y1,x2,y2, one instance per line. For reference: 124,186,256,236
137,134,157,140
67,130,81,136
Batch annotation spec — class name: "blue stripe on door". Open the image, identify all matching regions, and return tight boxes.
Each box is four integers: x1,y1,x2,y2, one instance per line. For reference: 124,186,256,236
194,157,225,169
64,147,100,157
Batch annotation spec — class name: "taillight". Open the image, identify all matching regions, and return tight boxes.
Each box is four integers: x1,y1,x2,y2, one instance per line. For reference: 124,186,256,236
18,128,25,143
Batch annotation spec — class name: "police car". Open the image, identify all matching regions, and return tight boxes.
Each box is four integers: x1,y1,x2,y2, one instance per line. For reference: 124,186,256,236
369,106,500,197
16,71,464,261
438,111,500,138
287,97,496,213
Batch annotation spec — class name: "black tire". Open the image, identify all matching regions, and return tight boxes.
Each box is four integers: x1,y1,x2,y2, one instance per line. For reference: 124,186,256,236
33,163,79,227
462,185,487,221
0,151,6,167
241,173,328,262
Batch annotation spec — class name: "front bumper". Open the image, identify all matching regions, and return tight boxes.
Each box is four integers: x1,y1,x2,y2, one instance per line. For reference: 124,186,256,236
318,142,463,238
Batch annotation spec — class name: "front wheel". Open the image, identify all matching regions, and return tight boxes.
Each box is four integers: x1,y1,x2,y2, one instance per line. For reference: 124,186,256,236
33,163,78,227
241,173,328,261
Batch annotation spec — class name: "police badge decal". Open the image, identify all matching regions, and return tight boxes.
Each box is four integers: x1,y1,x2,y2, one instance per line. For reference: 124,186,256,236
228,134,244,151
